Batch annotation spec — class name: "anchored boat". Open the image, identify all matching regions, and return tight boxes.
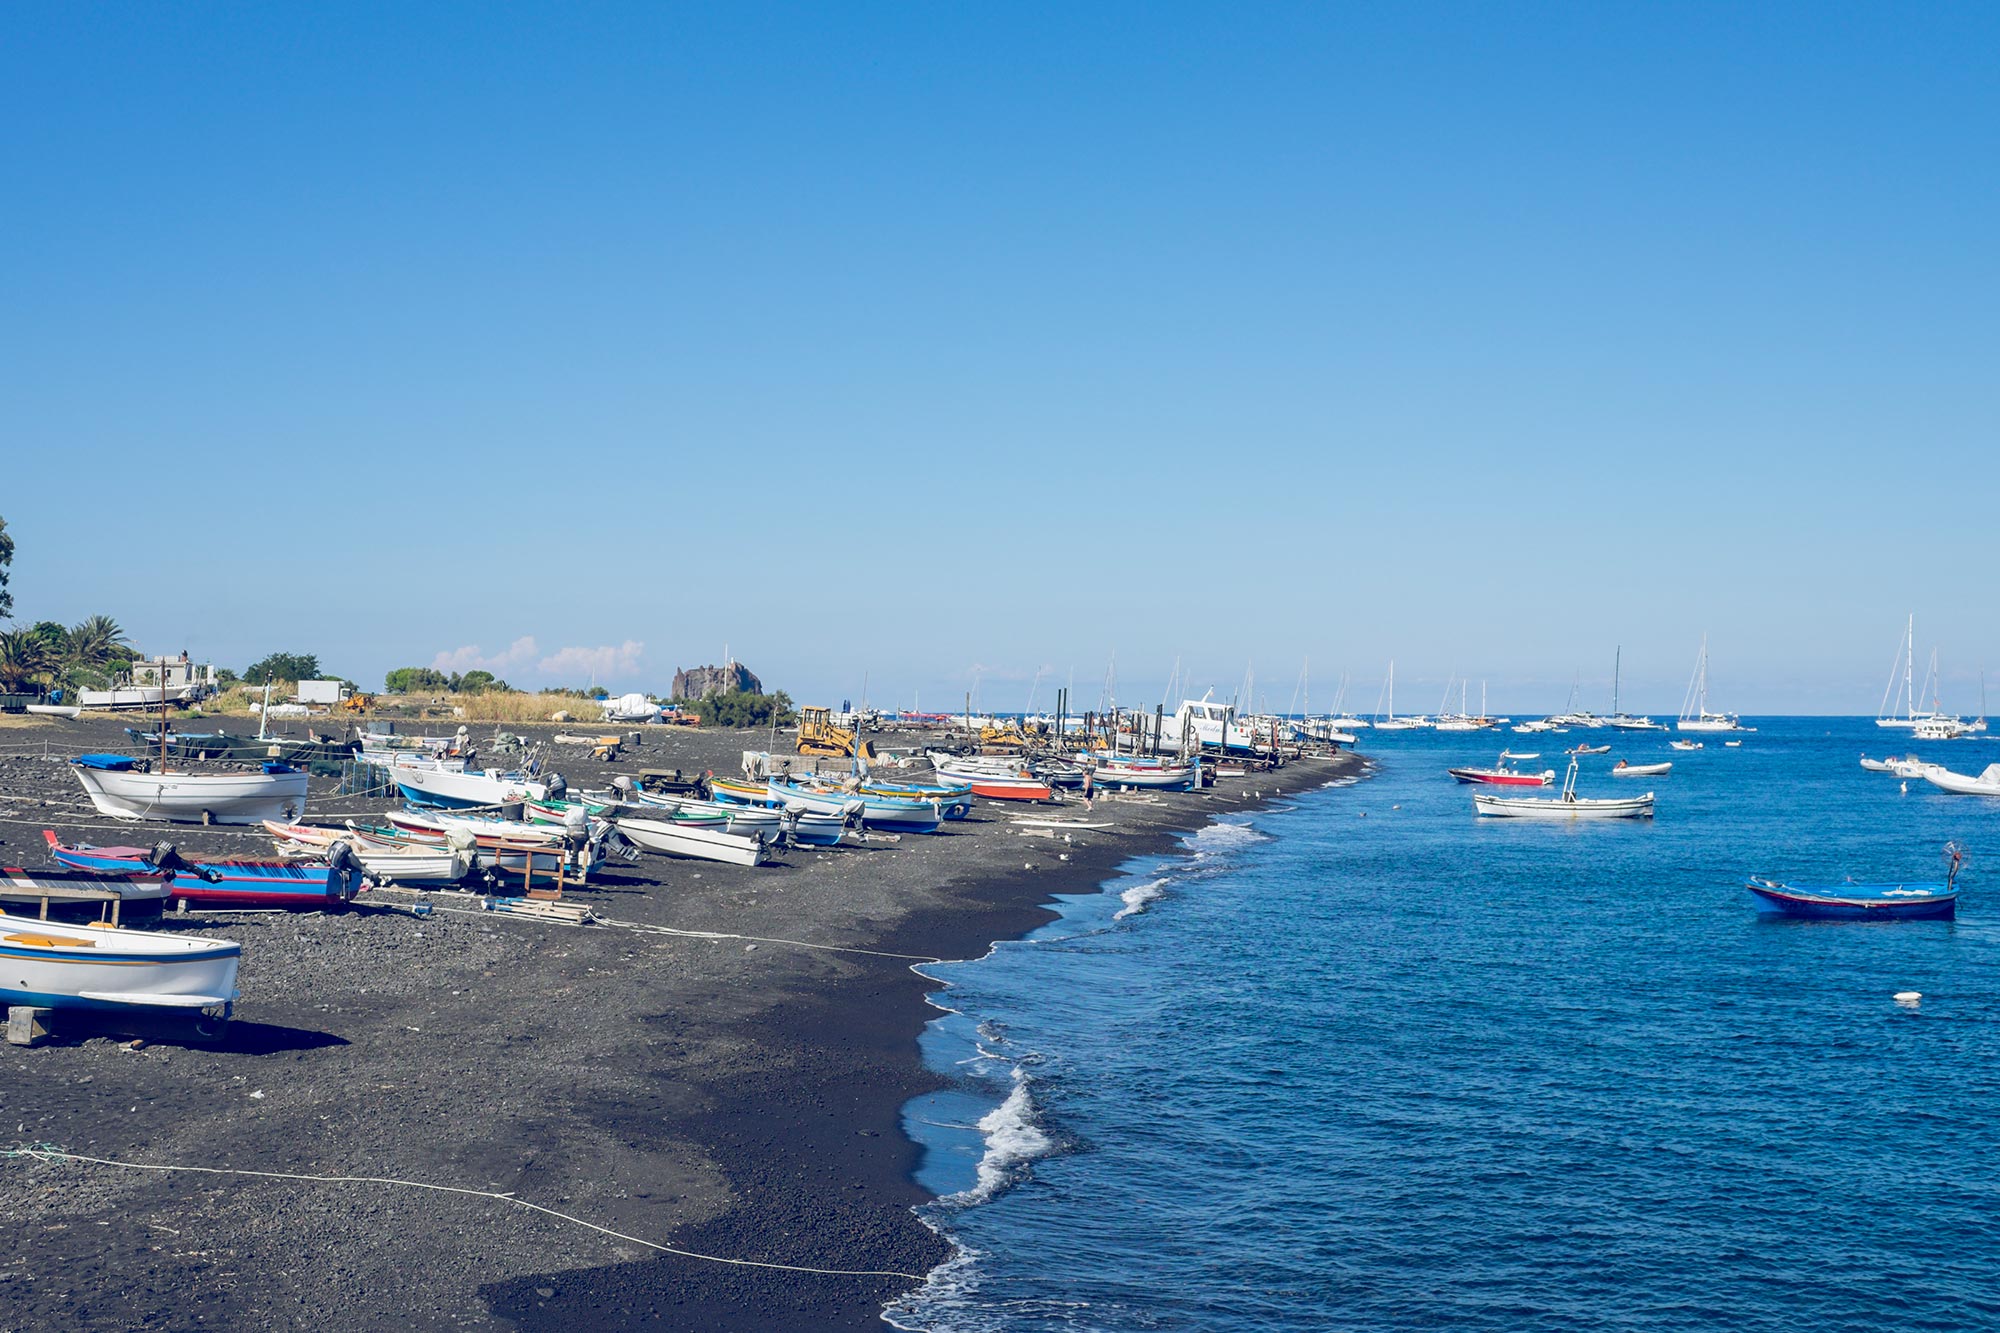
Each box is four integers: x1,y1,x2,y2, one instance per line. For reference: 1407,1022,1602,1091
1747,846,1964,920
1448,753,1555,787
1473,758,1655,819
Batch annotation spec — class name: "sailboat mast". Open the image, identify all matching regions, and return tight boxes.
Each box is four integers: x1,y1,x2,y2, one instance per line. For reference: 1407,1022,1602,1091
1614,646,1621,716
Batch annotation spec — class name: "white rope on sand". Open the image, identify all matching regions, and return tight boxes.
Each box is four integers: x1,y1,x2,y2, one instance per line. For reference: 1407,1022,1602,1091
4,1146,929,1281
594,915,945,964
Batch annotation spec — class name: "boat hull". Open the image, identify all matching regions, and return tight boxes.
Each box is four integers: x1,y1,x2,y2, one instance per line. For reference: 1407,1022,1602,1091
1448,768,1554,786
47,836,362,909
1747,880,1957,920
393,766,548,809
1473,793,1655,819
0,919,240,1013
73,765,309,826
615,817,770,867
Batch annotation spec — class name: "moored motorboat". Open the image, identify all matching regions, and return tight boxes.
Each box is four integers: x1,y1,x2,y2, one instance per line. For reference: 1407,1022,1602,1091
1472,758,1654,819
1746,878,1958,920
1921,763,2000,796
1565,743,1611,755
71,754,309,826
1610,759,1673,777
1448,753,1554,787
1747,847,1962,920
1670,740,1702,751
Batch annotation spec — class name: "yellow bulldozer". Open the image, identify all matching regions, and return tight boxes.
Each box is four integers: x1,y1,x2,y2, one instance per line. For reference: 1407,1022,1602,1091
797,706,876,760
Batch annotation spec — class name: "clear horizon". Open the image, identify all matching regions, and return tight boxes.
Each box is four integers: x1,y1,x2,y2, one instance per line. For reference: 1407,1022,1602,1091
4,5,1994,713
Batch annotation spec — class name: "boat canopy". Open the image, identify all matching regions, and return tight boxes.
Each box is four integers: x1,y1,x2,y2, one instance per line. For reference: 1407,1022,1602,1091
73,753,139,771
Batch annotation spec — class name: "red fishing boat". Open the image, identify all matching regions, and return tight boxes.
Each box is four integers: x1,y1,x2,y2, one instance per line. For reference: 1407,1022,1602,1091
1447,754,1556,786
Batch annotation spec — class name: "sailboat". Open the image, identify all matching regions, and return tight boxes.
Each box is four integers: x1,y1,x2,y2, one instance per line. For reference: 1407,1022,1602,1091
1876,615,1966,733
1373,662,1426,730
1606,647,1666,731
1435,680,1495,732
1677,635,1750,732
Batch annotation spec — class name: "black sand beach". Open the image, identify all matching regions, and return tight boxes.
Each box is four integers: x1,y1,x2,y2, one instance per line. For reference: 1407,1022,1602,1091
0,713,1356,1331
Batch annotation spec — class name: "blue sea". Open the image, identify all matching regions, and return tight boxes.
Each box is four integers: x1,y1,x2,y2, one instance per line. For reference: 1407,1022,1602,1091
890,720,2000,1332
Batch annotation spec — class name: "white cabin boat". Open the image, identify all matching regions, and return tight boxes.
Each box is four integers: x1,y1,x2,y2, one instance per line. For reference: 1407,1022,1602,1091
76,655,220,711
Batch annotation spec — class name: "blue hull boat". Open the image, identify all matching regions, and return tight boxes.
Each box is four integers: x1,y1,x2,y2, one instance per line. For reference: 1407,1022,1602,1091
1746,877,1957,921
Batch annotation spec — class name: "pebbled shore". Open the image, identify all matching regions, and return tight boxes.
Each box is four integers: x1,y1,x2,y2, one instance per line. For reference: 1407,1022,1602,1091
0,714,1357,1331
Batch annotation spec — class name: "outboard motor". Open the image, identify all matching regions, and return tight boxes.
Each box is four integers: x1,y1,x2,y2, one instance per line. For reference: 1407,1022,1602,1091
545,773,568,803
324,839,364,901
149,840,223,883
611,774,635,798
499,800,525,823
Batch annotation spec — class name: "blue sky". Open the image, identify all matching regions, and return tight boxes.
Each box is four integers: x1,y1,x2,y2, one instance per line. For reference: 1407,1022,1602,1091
3,4,1994,714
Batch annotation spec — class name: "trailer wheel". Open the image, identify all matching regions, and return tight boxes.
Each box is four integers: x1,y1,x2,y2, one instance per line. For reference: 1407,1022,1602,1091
191,1013,228,1040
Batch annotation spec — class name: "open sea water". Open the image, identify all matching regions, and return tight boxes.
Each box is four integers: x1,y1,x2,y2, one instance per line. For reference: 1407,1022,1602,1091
890,719,2000,1332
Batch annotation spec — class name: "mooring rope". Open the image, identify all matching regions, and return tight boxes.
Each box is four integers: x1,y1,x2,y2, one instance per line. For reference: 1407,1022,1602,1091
2,1145,928,1281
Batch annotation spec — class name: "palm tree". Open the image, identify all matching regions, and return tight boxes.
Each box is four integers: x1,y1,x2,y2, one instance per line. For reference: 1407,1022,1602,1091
0,629,53,692
64,614,130,671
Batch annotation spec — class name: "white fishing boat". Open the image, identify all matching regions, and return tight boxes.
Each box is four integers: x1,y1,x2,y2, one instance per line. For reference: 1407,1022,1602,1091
1512,719,1556,733
1473,759,1655,819
262,821,471,884
1677,635,1749,731
1611,760,1673,778
392,764,549,809
1922,763,2000,796
72,754,309,825
1089,758,1198,791
614,816,771,867
24,703,82,719
0,915,240,1019
1670,740,1702,751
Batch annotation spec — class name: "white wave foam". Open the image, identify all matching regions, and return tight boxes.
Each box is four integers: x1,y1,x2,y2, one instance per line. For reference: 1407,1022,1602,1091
1184,818,1269,856
952,1071,1054,1205
1114,877,1169,919
883,1237,985,1331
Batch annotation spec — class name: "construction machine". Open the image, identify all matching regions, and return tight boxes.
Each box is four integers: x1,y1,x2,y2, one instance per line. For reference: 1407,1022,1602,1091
340,693,375,713
797,705,877,760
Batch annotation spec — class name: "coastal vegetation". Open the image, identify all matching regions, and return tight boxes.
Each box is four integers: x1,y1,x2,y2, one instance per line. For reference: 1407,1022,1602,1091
0,614,139,693
687,687,795,728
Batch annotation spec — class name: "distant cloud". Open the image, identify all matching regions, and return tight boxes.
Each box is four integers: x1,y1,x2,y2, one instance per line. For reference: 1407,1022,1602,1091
431,636,539,675
538,640,645,683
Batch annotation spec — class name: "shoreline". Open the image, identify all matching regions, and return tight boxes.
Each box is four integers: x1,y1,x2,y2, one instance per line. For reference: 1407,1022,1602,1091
0,714,1360,1331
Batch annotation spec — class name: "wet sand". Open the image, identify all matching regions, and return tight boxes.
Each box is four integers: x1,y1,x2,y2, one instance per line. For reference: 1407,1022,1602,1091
0,713,1357,1331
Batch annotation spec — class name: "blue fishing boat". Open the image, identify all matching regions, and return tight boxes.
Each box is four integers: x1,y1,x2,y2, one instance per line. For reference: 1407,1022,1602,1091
44,831,364,911
1746,845,1964,920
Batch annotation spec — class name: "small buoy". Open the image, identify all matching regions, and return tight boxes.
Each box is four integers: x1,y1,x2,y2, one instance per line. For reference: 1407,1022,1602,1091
1901,781,1909,794
1895,991,1922,1003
